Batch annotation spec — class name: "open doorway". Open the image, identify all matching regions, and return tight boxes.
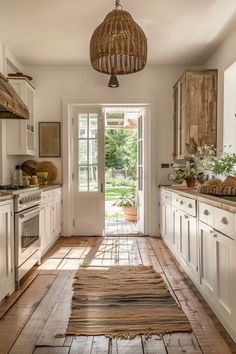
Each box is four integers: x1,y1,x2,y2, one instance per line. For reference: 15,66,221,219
104,107,144,236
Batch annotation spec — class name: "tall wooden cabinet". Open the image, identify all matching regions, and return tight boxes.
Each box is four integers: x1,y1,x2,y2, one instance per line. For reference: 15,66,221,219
173,70,217,160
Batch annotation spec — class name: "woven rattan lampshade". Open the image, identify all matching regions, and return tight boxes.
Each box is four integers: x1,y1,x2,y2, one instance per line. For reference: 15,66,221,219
90,1,147,75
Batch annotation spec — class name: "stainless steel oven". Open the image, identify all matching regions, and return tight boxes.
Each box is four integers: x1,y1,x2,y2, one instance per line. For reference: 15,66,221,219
14,191,42,285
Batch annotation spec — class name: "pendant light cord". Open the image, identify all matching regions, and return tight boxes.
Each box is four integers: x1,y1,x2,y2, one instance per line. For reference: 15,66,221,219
115,0,123,10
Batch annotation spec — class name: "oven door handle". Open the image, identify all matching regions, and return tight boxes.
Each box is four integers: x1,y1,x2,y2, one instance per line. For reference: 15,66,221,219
19,206,43,219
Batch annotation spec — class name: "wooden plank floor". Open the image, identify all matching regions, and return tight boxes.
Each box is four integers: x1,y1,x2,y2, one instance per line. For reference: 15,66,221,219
105,218,140,236
0,236,236,354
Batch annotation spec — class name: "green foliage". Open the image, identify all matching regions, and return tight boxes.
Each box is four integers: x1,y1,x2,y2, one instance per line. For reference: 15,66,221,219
105,186,133,201
183,154,197,181
112,187,136,208
105,130,137,178
197,145,236,176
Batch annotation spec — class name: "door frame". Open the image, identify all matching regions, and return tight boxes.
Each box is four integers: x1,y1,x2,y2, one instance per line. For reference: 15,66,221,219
62,98,153,237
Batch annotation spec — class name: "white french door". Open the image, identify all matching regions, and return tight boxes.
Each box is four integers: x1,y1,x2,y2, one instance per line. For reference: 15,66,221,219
72,107,105,236
137,110,145,234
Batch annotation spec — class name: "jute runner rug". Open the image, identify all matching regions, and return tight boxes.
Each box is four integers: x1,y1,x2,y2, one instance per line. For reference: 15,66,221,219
66,266,191,339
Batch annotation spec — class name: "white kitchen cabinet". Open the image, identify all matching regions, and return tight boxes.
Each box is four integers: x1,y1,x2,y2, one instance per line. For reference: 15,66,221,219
172,207,180,253
160,190,172,246
6,77,36,156
0,200,14,302
179,210,188,266
40,201,53,256
160,201,166,241
40,188,62,257
214,231,236,325
199,221,216,299
184,213,198,281
199,221,236,334
160,187,236,343
52,189,62,239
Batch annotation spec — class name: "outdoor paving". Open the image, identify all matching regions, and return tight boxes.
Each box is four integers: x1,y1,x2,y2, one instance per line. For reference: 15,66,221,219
105,201,140,235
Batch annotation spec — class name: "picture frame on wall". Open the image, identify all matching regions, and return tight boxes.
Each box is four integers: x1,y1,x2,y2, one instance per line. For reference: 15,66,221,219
39,122,61,157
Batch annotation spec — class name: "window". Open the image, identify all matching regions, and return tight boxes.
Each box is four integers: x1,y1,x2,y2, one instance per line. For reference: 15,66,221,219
78,113,98,191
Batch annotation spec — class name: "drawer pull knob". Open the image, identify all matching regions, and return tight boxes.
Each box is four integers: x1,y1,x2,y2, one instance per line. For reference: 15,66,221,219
180,201,184,205
188,203,192,208
184,215,189,219
203,209,209,216
221,217,228,225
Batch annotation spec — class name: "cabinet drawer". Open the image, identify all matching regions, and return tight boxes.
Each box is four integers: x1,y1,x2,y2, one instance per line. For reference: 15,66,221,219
160,190,172,204
183,197,196,217
178,196,196,217
41,191,52,204
172,193,180,208
213,208,235,239
199,202,214,226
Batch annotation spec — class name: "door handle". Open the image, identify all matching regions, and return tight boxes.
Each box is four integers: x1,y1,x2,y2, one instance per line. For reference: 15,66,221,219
100,183,104,193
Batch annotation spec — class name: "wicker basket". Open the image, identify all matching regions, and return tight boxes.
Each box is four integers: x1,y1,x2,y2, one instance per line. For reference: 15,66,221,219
197,184,236,196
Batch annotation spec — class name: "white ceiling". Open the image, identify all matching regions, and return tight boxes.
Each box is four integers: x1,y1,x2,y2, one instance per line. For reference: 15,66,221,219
0,0,236,66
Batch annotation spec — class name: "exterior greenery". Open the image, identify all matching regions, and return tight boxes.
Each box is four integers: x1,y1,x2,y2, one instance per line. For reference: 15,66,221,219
112,188,136,208
105,130,137,179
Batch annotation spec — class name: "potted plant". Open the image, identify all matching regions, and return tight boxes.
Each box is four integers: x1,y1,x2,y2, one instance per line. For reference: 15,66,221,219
183,154,197,188
113,188,137,222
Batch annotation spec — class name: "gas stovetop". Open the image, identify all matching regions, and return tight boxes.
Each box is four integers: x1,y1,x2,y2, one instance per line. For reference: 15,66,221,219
0,185,39,195
0,184,28,190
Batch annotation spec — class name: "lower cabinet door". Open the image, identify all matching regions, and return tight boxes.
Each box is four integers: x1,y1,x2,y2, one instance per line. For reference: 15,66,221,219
172,207,179,252
186,215,198,280
179,211,188,265
215,231,235,325
199,222,216,299
160,201,166,239
165,202,172,245
41,202,53,256
0,202,14,301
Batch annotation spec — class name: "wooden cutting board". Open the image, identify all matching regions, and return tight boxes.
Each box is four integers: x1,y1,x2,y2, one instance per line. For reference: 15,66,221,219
22,160,58,182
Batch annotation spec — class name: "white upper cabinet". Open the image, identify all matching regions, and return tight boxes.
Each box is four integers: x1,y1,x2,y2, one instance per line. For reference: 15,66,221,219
6,78,36,155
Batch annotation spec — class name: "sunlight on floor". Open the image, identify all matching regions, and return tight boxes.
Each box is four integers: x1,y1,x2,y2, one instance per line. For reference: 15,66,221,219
38,237,142,271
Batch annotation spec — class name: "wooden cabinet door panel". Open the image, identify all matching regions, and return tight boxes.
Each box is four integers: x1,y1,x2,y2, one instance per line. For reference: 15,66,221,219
173,70,217,160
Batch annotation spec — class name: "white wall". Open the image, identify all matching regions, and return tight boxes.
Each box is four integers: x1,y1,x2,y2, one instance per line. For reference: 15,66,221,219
204,25,236,152
25,65,190,235
224,63,236,152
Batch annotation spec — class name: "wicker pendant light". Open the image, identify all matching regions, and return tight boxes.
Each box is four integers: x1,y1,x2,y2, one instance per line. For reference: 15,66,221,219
90,0,147,75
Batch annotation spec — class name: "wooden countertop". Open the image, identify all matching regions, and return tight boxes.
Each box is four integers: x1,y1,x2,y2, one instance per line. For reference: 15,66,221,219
0,194,13,203
39,184,62,192
160,185,236,213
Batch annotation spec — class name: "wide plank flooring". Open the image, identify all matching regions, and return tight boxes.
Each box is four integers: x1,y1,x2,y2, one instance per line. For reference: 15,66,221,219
0,236,236,354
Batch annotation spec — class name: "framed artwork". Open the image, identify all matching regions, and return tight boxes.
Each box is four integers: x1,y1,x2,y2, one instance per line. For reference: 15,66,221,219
39,122,61,157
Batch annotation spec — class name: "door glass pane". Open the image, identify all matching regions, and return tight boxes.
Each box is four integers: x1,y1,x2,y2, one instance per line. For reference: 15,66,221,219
89,166,98,191
79,140,88,164
89,140,98,164
89,114,98,138
79,166,88,191
79,114,88,138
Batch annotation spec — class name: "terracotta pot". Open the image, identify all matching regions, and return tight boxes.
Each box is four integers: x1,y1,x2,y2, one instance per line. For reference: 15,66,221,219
123,206,137,222
186,179,196,188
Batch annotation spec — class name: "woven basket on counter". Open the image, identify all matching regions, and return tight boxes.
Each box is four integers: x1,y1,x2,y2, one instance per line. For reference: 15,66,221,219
197,184,236,196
